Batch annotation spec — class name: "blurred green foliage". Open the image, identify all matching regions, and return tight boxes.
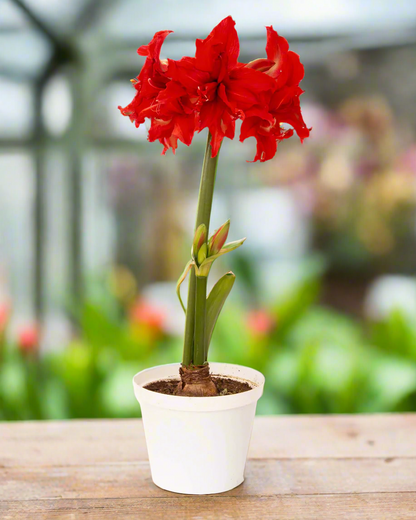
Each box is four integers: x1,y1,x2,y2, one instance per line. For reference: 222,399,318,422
1,271,416,420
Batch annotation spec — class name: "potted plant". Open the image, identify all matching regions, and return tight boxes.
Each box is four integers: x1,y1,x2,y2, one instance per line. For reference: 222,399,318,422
120,16,310,494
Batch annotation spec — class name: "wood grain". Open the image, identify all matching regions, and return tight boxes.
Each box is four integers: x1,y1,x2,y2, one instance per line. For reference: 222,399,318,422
1,458,415,501
1,414,415,519
2,494,416,520
1,414,415,468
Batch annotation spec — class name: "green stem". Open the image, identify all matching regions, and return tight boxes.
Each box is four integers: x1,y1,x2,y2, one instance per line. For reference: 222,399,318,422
195,134,219,229
182,133,220,367
182,273,195,366
194,276,207,366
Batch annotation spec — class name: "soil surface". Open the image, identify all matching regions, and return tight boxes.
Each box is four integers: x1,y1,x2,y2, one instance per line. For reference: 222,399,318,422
144,375,252,396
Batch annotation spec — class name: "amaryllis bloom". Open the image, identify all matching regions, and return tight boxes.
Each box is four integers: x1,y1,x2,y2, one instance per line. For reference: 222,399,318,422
118,30,172,127
240,26,310,162
146,81,198,154
168,16,275,156
119,17,310,161
245,26,303,86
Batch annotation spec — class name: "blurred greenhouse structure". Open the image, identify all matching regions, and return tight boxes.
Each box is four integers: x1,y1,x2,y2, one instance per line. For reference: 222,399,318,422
2,0,416,420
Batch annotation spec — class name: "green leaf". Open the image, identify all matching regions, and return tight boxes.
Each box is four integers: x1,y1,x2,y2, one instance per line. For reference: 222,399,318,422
220,238,246,253
195,238,246,276
360,355,416,412
205,271,236,358
176,260,194,313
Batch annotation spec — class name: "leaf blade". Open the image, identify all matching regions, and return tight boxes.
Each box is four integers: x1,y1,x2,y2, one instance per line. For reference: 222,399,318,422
176,260,194,313
205,271,236,359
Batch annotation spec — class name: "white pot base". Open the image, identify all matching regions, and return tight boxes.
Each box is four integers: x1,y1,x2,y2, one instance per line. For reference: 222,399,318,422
133,362,265,495
152,476,245,496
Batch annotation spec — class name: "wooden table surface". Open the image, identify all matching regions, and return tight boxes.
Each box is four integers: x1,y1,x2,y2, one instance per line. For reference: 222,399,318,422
1,414,415,519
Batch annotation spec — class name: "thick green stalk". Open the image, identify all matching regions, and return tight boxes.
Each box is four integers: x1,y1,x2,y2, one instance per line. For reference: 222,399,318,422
182,133,220,366
194,276,208,365
195,135,219,229
182,273,195,366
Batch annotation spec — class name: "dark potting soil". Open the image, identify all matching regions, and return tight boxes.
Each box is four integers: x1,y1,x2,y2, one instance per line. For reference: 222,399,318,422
144,376,252,396
214,376,252,395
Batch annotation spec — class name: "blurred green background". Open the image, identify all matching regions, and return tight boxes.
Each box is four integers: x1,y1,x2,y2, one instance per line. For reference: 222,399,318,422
2,0,416,420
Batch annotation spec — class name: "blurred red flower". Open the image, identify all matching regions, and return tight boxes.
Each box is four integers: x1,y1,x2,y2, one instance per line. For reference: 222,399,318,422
17,325,40,354
247,309,276,336
129,300,166,334
119,17,310,161
0,302,10,333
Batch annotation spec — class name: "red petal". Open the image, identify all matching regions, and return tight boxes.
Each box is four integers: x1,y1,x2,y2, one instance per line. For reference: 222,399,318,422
138,30,173,59
199,98,235,157
255,134,278,162
226,67,275,110
245,58,275,73
156,80,187,103
241,120,277,162
195,16,239,74
168,57,211,92
270,87,311,142
265,26,289,65
119,31,173,128
286,51,305,86
173,114,197,146
161,135,178,155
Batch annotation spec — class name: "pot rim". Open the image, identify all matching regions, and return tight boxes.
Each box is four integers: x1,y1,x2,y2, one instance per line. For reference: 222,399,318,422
133,362,265,412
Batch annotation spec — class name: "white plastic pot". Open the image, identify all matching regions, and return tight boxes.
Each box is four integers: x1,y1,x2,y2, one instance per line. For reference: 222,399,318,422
133,362,265,495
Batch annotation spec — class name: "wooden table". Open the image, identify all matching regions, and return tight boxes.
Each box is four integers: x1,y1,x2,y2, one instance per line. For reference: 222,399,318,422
1,414,415,519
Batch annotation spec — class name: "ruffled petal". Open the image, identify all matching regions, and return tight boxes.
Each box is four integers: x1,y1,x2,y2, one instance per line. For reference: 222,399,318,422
138,30,173,60
195,16,239,74
240,115,277,162
199,97,235,157
146,79,198,152
168,57,211,93
270,86,311,141
118,30,173,127
265,26,289,66
226,67,274,111
286,51,305,86
245,57,275,73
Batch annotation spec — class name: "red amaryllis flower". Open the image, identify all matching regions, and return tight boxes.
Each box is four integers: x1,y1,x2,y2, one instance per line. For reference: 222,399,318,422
119,30,199,155
245,26,304,86
118,30,172,127
119,18,310,161
240,26,310,162
168,16,275,156
145,80,198,154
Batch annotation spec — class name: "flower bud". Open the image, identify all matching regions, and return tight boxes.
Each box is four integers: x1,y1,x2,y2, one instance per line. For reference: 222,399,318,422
192,224,207,258
197,243,207,266
208,220,230,256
